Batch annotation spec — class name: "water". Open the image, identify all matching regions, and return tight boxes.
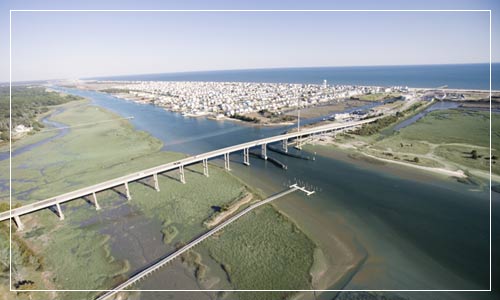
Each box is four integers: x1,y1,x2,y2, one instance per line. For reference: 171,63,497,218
45,87,495,298
92,63,499,90
305,97,400,125
0,109,69,161
51,87,288,154
393,101,460,131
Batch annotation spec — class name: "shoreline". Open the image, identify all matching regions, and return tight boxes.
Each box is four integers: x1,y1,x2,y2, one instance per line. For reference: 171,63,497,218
228,164,367,295
307,144,468,184
1,99,332,298
97,90,298,128
5,84,492,298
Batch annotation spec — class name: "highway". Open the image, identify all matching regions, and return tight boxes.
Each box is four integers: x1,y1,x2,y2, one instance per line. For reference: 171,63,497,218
95,185,309,300
0,116,378,225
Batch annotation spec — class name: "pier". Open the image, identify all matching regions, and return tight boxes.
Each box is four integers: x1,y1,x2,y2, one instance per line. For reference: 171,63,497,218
94,184,313,300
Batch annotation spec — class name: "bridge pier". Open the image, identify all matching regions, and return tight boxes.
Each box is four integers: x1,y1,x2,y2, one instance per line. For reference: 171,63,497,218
296,136,303,150
13,215,24,231
224,153,231,171
125,182,131,200
56,203,64,220
203,159,209,177
243,148,250,166
179,165,186,184
93,192,101,210
261,144,267,160
282,139,288,153
153,174,160,191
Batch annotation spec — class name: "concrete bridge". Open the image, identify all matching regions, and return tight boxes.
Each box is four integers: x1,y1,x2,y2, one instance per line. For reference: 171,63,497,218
95,184,313,300
0,117,379,230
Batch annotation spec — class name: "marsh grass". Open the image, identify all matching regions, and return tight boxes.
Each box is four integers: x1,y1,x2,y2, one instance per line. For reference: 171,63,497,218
128,163,247,243
398,109,495,148
381,109,500,173
0,100,317,298
0,102,181,204
203,205,315,299
0,101,172,296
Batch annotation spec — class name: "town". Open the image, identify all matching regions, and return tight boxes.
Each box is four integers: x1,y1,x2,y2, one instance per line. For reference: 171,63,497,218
97,80,409,119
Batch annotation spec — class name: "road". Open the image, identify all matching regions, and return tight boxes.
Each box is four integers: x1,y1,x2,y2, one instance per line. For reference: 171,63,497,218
0,116,378,223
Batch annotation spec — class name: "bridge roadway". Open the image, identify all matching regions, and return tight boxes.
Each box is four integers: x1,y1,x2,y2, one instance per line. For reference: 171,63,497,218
95,185,306,300
0,117,378,224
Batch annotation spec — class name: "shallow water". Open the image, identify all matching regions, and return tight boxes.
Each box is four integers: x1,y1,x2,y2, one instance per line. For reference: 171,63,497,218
41,87,496,298
393,101,460,131
0,108,69,161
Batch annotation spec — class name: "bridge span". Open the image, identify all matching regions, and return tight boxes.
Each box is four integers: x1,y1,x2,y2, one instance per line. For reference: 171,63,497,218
95,184,313,300
0,117,378,229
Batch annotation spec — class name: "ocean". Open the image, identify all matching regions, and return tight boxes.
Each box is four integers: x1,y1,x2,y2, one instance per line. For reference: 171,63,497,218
92,63,499,90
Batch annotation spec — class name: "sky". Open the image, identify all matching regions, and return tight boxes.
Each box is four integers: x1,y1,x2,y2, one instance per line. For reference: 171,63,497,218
0,0,499,82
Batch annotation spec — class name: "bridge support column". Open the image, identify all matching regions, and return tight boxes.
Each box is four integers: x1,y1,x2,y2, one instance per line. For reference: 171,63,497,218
153,174,160,191
224,153,231,171
203,159,209,177
93,192,101,210
125,182,131,200
56,203,64,220
243,148,250,166
282,139,288,153
13,215,24,231
296,136,302,150
261,144,267,160
179,165,186,184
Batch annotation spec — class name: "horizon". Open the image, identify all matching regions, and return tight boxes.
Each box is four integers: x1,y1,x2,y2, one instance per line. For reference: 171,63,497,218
2,2,497,82
2,62,497,85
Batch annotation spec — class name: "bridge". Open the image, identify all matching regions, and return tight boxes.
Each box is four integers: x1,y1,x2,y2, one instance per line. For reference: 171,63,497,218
0,116,379,230
95,184,313,300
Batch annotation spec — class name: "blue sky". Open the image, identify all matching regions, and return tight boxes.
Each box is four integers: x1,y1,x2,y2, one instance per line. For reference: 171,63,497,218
0,0,499,82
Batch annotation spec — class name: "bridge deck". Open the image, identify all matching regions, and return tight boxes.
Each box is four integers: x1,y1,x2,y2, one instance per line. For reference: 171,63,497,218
0,117,377,222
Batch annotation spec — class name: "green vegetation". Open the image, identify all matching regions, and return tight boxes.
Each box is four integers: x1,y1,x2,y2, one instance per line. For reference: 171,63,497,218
367,109,500,175
128,163,248,243
0,100,176,297
0,98,318,298
259,109,296,123
354,115,400,136
274,114,296,123
0,222,48,300
180,249,207,281
397,110,493,147
0,86,81,140
232,114,260,123
353,102,425,136
100,88,131,94
0,102,171,204
204,205,316,300
354,92,402,102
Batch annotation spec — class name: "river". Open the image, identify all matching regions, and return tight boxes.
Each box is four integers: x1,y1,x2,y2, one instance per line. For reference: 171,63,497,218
0,108,69,161
34,88,500,299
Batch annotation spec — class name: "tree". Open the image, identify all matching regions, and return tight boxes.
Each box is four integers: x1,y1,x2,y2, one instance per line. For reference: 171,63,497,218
413,157,420,163
471,150,478,159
